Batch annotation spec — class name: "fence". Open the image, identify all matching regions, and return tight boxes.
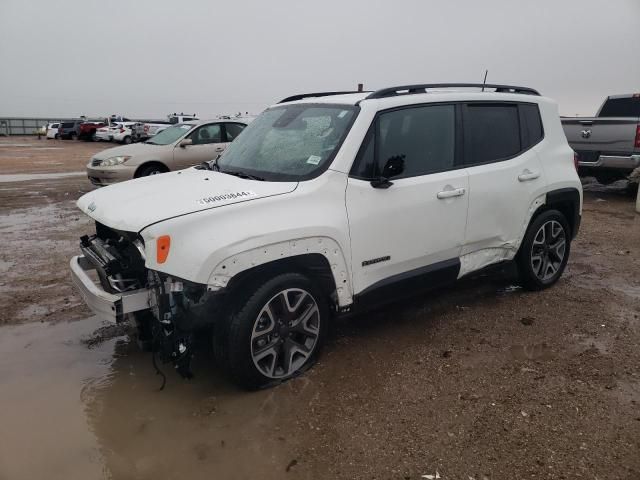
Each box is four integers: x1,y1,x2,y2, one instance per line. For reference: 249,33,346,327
0,117,160,136
0,117,78,136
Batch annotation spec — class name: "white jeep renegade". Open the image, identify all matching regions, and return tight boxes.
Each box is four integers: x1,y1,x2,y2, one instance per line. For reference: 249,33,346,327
71,83,582,389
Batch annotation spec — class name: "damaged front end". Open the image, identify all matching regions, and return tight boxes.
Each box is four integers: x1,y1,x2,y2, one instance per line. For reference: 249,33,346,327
72,222,220,379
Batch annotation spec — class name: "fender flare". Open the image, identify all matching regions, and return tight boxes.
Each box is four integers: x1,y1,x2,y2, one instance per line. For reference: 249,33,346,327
207,236,353,306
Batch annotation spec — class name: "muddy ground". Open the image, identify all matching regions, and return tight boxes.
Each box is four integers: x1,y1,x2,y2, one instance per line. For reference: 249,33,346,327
0,136,639,480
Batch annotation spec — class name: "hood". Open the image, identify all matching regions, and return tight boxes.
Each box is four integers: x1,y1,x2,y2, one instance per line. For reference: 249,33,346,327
77,168,298,232
92,143,163,161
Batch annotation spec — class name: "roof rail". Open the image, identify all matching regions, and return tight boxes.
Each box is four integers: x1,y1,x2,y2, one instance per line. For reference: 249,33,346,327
278,91,367,104
365,83,540,100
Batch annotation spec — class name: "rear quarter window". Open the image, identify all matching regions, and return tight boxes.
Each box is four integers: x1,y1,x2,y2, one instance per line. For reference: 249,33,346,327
519,103,544,148
463,103,521,165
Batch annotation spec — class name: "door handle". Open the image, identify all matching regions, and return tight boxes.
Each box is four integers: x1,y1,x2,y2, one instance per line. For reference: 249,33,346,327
437,187,466,199
214,147,225,152
518,170,540,182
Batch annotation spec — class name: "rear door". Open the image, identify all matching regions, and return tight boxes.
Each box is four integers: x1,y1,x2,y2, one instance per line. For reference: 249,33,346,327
346,103,469,296
462,102,546,262
172,123,224,169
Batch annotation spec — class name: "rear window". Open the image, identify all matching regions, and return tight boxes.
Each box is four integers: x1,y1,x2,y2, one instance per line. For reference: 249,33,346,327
61,122,74,128
598,97,640,117
464,103,521,165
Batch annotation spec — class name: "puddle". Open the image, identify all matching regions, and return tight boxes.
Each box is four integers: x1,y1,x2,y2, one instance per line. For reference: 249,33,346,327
0,172,85,183
0,317,319,480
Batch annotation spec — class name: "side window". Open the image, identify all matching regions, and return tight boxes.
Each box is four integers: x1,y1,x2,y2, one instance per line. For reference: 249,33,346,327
376,105,455,178
520,103,543,148
464,103,520,165
189,124,222,145
225,123,246,142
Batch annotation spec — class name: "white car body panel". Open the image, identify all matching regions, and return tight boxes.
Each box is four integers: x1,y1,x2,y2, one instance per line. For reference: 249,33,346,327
346,170,469,295
77,167,297,232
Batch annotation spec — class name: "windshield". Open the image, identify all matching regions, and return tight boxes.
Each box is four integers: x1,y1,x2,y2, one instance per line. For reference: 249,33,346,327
217,104,357,181
146,124,193,145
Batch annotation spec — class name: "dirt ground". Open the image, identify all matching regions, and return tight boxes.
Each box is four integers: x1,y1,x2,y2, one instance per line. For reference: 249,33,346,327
0,136,639,480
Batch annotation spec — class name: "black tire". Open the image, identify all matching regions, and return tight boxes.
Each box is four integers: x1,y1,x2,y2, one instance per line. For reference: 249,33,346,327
91,131,97,142
516,209,571,291
70,132,77,140
137,164,167,177
54,134,59,139
222,272,329,390
625,181,638,197
123,136,132,145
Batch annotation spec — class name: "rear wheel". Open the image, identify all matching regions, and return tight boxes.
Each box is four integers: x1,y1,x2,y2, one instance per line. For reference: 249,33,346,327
70,132,77,140
222,273,328,389
123,136,132,145
54,134,59,139
517,209,570,291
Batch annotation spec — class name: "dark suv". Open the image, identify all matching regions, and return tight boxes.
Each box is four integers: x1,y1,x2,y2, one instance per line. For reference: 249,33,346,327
58,120,84,140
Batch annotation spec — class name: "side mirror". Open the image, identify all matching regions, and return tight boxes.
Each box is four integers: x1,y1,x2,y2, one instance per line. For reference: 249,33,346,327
371,155,405,189
179,138,193,148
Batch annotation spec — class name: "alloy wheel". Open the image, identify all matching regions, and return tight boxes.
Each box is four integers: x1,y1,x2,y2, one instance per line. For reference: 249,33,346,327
530,220,566,281
250,288,320,379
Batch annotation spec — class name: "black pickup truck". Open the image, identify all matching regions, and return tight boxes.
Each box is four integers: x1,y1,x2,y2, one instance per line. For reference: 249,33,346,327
562,94,640,189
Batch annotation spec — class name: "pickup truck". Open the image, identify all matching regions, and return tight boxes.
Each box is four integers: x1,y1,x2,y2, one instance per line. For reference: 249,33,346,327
78,120,107,141
562,94,640,189
137,114,199,140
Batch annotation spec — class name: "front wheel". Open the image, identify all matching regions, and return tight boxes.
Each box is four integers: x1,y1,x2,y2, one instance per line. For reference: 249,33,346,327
137,164,166,177
516,209,571,291
123,136,132,145
223,273,328,389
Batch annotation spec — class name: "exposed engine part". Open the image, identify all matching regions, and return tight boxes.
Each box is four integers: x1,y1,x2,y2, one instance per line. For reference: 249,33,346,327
148,271,195,379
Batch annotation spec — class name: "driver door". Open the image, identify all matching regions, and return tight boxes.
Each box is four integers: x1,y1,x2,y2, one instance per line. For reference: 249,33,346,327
172,123,225,169
346,104,469,299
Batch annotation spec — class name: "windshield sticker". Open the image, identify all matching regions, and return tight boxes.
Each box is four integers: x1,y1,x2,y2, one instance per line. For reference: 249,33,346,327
196,191,256,206
338,110,349,118
306,155,322,165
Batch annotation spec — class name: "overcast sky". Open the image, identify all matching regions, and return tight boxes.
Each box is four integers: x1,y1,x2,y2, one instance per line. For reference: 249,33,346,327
1,0,638,119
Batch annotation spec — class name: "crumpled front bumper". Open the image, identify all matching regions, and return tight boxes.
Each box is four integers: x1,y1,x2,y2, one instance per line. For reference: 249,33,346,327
70,255,150,323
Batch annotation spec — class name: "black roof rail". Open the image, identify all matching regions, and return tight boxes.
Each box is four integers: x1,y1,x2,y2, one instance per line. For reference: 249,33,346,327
278,91,367,104
365,83,540,100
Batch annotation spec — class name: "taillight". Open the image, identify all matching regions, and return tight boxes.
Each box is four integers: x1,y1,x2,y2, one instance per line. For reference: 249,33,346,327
634,124,640,149
573,151,579,171
119,128,125,133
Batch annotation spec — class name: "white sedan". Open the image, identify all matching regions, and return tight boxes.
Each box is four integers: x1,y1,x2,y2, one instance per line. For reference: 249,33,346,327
46,123,60,139
111,122,139,144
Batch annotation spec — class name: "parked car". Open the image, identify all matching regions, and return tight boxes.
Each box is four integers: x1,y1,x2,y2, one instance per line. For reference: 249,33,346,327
110,122,141,144
85,118,249,186
46,123,60,139
139,114,200,140
78,120,107,141
95,124,114,142
58,120,84,140
71,83,582,389
562,94,640,189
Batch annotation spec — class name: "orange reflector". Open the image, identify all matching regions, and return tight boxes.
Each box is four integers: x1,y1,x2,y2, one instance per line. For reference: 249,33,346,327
156,235,171,263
